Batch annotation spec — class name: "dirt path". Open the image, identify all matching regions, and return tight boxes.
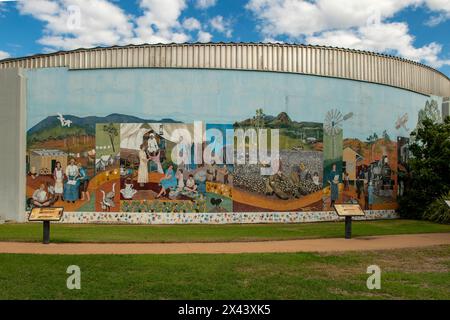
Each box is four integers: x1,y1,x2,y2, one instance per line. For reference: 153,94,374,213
0,233,449,255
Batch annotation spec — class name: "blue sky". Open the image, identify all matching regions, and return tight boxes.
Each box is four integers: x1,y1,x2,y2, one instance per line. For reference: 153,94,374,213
1,0,449,76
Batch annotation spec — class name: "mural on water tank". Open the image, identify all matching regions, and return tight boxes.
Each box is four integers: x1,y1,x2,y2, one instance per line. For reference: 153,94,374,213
24,68,445,217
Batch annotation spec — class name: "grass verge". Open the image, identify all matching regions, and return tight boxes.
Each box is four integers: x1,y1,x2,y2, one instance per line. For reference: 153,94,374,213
0,245,449,299
0,219,449,243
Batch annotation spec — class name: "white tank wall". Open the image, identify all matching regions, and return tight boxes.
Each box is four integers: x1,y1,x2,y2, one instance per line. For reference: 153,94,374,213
0,68,26,222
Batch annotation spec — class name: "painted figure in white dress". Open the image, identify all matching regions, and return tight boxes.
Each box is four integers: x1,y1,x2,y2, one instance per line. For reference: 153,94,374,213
53,161,64,201
137,143,149,187
176,169,185,191
145,133,164,174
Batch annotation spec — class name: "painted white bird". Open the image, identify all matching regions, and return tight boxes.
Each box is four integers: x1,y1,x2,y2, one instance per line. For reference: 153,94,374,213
395,113,409,131
100,183,116,211
56,113,73,127
107,183,116,199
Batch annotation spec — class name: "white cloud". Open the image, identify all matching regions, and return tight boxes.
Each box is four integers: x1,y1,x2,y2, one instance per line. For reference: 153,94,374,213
246,0,326,36
17,0,60,18
133,0,190,44
307,21,450,67
246,0,425,37
197,30,213,42
0,2,9,17
209,15,233,38
262,37,284,44
426,0,450,12
17,0,135,50
183,17,215,43
425,13,448,26
0,50,10,60
16,0,208,50
183,17,201,31
424,0,450,25
246,0,450,67
195,0,217,10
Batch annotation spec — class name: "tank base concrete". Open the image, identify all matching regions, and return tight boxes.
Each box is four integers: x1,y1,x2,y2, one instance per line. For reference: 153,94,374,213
0,68,26,222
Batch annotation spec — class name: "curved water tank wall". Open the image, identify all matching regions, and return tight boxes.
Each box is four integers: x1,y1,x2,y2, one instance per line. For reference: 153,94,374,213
21,66,445,224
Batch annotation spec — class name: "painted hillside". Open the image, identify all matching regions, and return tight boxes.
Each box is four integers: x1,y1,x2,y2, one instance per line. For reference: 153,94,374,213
27,113,180,149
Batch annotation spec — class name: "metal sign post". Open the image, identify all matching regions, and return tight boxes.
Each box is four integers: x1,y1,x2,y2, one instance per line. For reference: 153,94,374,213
28,207,64,244
43,221,51,244
345,216,352,239
334,204,365,239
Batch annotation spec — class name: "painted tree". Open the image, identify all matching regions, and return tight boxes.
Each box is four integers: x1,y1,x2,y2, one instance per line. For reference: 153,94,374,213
382,130,394,155
421,100,441,124
382,130,391,142
254,108,265,129
103,123,118,153
366,132,379,162
411,99,442,141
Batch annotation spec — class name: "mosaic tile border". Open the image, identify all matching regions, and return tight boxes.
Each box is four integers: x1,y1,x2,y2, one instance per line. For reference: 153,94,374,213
57,210,399,224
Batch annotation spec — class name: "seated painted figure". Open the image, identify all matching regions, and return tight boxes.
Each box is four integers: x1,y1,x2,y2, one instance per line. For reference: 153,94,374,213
29,184,56,208
156,165,177,198
31,184,51,208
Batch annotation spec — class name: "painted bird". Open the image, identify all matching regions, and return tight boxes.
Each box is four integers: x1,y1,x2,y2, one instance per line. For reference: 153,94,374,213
57,113,73,127
100,183,116,211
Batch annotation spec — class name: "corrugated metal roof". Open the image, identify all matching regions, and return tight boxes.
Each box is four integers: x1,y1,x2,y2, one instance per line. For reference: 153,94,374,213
31,149,67,156
1,42,449,97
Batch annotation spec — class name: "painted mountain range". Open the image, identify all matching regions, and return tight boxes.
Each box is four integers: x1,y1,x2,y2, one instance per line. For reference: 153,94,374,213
234,112,323,129
27,114,182,147
234,112,324,142
28,113,180,136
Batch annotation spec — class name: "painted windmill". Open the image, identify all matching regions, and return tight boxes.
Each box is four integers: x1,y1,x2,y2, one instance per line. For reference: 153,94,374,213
324,109,353,159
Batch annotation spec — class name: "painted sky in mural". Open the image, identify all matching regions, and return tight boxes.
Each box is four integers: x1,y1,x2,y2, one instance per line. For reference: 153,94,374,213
25,68,436,142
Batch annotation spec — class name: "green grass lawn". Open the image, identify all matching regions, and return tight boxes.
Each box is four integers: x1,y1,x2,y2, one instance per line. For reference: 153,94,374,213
0,245,448,299
0,219,449,243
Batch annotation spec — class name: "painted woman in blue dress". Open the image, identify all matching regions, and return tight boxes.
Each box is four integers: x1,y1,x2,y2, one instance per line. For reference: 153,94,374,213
328,163,339,208
156,164,177,198
64,158,80,203
77,162,90,202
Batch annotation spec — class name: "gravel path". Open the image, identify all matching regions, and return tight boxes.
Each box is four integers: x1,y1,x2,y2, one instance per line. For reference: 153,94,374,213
0,233,449,255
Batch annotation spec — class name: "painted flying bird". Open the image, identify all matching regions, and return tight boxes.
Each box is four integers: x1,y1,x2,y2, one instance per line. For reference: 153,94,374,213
395,113,409,131
57,113,73,127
